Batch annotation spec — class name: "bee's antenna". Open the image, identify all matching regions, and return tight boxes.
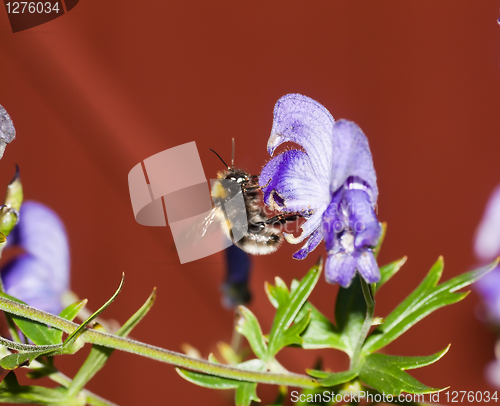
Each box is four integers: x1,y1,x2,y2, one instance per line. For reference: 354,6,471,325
209,149,230,169
231,138,235,168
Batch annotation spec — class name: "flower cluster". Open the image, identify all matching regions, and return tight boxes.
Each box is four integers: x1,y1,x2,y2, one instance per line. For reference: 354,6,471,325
259,94,381,287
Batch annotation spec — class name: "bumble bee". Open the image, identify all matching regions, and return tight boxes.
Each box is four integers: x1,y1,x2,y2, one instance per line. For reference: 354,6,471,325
206,141,301,255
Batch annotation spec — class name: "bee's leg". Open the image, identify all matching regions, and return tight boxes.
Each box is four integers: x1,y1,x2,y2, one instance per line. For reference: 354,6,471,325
248,213,301,234
243,178,270,193
264,213,302,225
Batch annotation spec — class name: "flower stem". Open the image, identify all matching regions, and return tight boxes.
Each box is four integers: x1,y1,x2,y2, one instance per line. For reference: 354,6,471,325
0,296,319,389
350,275,375,369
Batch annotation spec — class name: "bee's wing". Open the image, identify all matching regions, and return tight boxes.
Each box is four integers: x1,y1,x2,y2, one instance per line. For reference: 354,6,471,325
173,206,225,250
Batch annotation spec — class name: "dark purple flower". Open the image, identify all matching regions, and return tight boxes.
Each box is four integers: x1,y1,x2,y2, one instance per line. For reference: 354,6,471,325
1,201,70,315
474,184,500,324
220,244,252,309
259,94,381,287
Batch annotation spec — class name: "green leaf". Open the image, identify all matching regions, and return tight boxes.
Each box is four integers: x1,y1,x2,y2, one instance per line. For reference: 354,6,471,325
65,288,156,398
373,222,387,259
44,300,88,344
217,342,242,365
375,257,407,294
278,311,311,348
63,274,124,351
267,260,322,356
0,371,75,405
299,303,349,353
176,368,240,389
0,168,23,238
236,306,268,360
334,276,367,358
0,349,58,370
235,382,260,406
307,369,358,386
177,367,261,406
265,277,290,309
26,364,58,380
0,293,61,346
5,167,23,212
359,347,449,395
363,259,497,354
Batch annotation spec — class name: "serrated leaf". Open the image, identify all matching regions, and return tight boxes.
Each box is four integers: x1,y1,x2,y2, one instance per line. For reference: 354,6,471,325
359,347,449,395
267,260,322,356
236,306,268,360
299,303,349,353
278,311,311,348
0,293,61,346
375,257,407,294
0,371,73,405
334,276,367,358
307,369,358,387
363,259,496,354
65,288,156,398
0,349,58,370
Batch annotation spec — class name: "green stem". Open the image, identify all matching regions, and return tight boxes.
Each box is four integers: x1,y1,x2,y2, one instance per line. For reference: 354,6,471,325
0,296,319,389
350,275,375,369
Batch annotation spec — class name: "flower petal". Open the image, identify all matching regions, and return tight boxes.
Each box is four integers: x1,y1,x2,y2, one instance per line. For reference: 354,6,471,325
9,201,70,290
344,189,381,249
474,184,500,262
330,120,378,202
292,228,323,260
284,207,325,245
266,94,334,188
475,266,500,323
355,249,380,284
260,149,329,212
321,188,346,251
325,251,357,288
2,255,65,315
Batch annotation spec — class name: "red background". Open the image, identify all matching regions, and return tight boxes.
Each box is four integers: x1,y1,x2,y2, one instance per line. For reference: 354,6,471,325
1,1,500,405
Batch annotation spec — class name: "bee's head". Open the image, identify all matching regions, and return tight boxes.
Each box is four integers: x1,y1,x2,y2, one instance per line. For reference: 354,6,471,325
224,170,249,184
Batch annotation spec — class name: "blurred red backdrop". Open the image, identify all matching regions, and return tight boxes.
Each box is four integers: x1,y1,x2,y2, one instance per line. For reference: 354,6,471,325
1,1,500,405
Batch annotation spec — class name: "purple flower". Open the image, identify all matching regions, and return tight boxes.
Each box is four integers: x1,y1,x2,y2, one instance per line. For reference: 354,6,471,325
1,201,70,315
221,245,252,309
259,94,381,287
474,184,500,324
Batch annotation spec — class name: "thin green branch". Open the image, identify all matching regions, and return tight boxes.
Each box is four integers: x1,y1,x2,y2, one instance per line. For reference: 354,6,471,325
0,296,319,389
